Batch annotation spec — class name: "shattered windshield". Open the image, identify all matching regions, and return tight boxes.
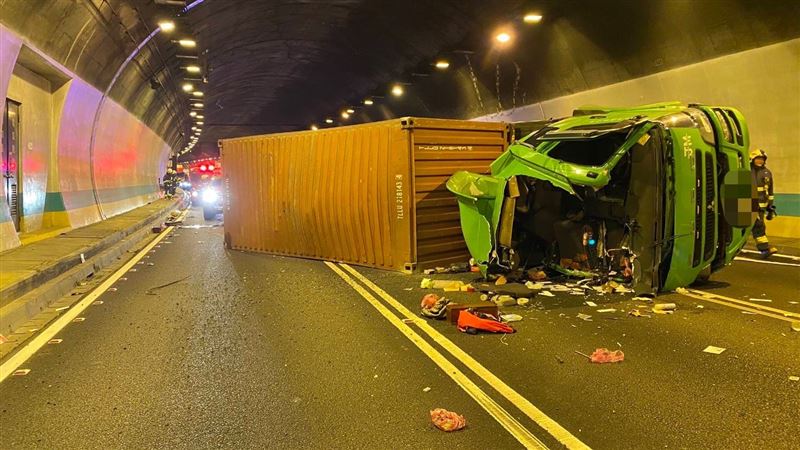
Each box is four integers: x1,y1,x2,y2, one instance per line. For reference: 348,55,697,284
544,131,629,167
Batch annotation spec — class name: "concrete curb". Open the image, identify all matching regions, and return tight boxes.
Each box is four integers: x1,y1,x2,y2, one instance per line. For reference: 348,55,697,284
0,198,184,336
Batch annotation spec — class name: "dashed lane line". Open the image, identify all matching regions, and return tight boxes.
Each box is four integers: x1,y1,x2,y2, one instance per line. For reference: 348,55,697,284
678,288,800,323
325,262,548,450
0,209,188,383
338,263,591,450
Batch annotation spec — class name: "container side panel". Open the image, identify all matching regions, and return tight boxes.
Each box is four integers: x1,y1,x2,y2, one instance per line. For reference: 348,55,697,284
222,121,413,271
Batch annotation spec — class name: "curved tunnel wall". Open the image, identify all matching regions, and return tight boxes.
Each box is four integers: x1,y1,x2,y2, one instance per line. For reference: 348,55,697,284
0,25,170,252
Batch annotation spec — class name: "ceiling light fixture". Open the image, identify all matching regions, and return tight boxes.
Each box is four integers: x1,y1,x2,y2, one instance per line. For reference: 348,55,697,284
435,60,450,70
186,65,201,73
363,98,374,105
192,103,203,108
325,118,333,124
310,125,319,131
189,111,197,117
178,39,196,48
391,84,404,97
197,121,204,125
158,21,175,32
196,115,204,119
192,91,204,97
495,32,512,43
346,108,355,114
523,13,543,23
182,83,194,92
341,111,350,119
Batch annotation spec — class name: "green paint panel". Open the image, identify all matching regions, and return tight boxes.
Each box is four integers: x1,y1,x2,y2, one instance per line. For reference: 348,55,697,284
774,193,800,217
44,192,67,212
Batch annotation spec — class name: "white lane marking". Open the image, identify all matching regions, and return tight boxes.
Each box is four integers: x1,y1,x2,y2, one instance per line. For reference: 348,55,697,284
733,257,800,267
0,209,188,383
339,263,590,450
325,262,548,449
739,249,800,261
678,288,800,322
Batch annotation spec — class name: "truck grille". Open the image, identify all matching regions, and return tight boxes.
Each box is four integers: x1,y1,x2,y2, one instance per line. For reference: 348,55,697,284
703,152,715,261
692,151,702,267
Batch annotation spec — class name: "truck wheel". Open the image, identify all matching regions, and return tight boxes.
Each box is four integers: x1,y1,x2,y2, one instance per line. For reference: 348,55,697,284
695,266,712,284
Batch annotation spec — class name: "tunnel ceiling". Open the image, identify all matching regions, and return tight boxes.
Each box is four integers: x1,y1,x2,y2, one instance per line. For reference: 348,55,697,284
2,0,799,160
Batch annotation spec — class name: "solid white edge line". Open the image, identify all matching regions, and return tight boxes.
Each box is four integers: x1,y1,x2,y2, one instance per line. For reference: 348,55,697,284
325,262,547,449
733,256,800,267
739,249,800,261
339,263,591,450
0,209,186,383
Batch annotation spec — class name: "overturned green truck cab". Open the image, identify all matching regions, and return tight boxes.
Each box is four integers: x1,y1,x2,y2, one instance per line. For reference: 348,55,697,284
447,102,754,294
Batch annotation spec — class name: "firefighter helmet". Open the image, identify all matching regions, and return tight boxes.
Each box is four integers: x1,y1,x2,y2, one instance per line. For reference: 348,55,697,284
749,148,767,161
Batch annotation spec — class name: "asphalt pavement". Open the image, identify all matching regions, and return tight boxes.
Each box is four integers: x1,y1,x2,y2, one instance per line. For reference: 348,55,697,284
0,207,797,449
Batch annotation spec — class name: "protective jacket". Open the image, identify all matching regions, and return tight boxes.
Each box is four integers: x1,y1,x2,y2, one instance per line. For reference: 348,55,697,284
752,165,774,212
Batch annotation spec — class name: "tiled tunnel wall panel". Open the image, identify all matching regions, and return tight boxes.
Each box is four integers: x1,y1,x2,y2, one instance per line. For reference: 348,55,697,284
411,122,507,269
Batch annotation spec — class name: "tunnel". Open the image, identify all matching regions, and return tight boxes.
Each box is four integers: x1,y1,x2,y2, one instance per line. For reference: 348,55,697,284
0,1,799,448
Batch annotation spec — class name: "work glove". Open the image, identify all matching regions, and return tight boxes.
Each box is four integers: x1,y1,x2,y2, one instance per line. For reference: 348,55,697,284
766,206,777,221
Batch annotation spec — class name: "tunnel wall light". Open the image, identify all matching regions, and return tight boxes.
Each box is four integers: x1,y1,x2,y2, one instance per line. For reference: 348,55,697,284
346,108,355,114
495,32,512,43
189,111,197,117
391,84,404,97
192,103,203,108
523,13,543,23
325,118,333,124
182,83,194,92
310,125,319,131
158,21,175,32
341,111,350,119
363,99,374,105
178,39,197,48
192,91,204,97
186,65,201,73
435,60,450,70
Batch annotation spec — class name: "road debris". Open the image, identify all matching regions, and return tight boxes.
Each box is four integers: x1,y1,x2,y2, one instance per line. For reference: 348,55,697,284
516,297,530,307
597,308,617,313
628,309,651,318
457,310,514,334
590,348,625,363
423,387,432,392
748,298,773,303
652,303,676,314
420,278,465,291
430,408,466,432
585,301,598,307
145,275,191,295
421,295,450,319
12,369,31,376
539,291,555,297
789,376,799,382
791,321,800,332
500,313,523,322
702,345,726,354
577,313,593,321
493,295,517,307
495,275,508,286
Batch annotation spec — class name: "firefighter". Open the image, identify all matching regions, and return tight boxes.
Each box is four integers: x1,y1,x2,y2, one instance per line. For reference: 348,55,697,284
750,149,777,257
163,168,177,198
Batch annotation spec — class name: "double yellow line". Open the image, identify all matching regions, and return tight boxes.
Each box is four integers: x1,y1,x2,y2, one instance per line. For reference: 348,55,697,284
326,262,590,450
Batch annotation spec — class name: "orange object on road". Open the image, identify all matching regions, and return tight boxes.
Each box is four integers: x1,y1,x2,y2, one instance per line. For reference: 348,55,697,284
430,408,466,431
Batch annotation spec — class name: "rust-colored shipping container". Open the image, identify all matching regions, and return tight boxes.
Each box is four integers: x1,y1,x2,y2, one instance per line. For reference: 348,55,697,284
220,117,508,271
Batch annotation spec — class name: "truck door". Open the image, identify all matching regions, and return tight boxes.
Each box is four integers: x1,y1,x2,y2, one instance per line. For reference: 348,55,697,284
2,99,21,231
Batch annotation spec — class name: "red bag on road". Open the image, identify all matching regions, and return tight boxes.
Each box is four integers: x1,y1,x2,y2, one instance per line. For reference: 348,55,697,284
457,310,515,334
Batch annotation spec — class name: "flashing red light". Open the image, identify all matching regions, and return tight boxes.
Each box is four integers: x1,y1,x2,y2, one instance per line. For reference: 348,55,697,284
208,165,215,171
200,164,207,171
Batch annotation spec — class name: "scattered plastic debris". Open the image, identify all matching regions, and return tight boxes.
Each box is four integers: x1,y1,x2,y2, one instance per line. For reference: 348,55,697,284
675,287,689,294
73,317,85,323
420,293,439,309
525,281,545,290
529,270,548,281
589,348,625,363
539,291,555,297
791,321,800,332
653,303,676,314
789,376,800,382
421,295,450,319
107,287,118,292
632,296,654,302
493,295,517,307
47,339,62,344
92,301,103,306
597,308,617,313
500,314,523,322
12,369,31,376
628,309,651,318
585,301,598,307
748,298,772,303
516,297,530,307
576,313,592,321
423,387,432,392
703,346,726,354
495,275,508,286
430,408,466,432
457,310,514,334
420,278,465,291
